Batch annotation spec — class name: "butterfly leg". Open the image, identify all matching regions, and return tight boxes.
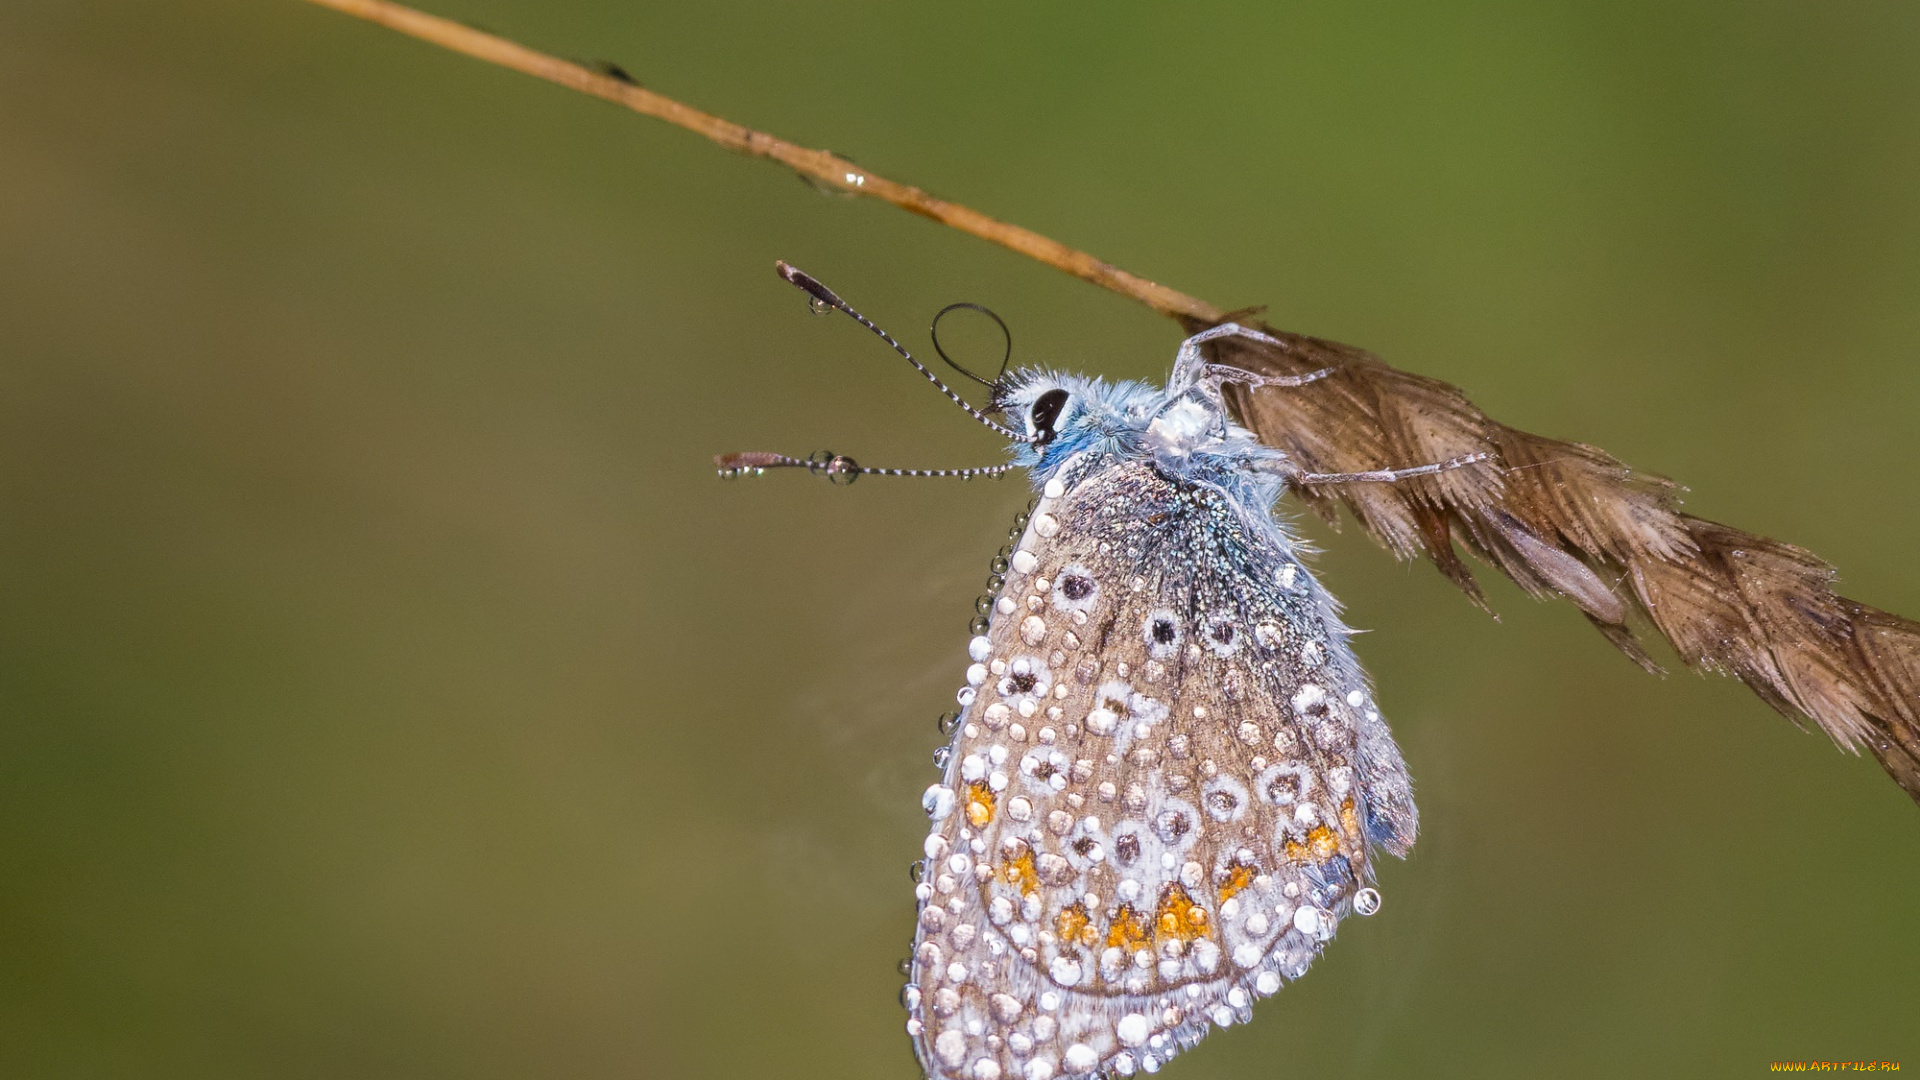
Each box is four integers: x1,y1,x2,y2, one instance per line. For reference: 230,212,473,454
1289,451,1491,486
1206,363,1335,389
1171,322,1336,402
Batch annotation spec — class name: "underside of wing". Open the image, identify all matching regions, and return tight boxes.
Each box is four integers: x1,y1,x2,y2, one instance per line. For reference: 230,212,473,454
907,458,1407,1080
1186,317,1920,805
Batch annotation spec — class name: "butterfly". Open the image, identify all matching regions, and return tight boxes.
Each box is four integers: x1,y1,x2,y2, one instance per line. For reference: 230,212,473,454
720,263,1920,1080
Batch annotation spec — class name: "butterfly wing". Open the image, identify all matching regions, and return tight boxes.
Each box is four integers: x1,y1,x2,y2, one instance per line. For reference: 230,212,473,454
908,458,1407,1080
1191,320,1920,805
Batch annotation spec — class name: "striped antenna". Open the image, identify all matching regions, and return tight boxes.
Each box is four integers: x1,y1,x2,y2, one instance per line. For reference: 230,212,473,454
715,451,1016,485
777,262,1033,443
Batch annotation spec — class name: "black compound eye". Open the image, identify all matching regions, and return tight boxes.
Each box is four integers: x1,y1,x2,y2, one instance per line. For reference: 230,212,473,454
1029,389,1070,446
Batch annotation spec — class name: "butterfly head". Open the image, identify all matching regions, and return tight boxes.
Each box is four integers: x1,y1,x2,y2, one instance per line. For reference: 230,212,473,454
993,371,1165,477
995,367,1284,496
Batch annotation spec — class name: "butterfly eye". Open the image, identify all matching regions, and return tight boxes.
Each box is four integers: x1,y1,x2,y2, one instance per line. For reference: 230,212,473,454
1028,388,1070,446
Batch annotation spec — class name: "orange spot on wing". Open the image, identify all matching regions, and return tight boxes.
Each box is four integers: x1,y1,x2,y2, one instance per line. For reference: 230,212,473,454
1339,797,1359,842
1105,904,1151,952
1283,814,1347,865
1153,883,1211,942
1218,864,1256,904
1055,902,1096,947
1001,849,1038,896
966,781,995,827
1308,824,1339,861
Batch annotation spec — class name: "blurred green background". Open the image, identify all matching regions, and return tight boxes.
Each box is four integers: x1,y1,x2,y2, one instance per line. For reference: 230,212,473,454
3,2,1916,1077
